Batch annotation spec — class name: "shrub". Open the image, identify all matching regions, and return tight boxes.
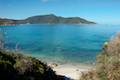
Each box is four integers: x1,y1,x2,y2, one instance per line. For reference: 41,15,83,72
0,61,17,80
0,50,65,80
0,50,16,64
80,33,120,80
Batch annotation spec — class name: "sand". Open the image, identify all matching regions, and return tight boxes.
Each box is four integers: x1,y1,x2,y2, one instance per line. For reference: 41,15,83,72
49,63,94,80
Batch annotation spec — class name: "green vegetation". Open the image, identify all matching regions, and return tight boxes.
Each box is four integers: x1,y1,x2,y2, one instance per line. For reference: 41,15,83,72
0,50,66,80
80,34,120,80
0,14,96,25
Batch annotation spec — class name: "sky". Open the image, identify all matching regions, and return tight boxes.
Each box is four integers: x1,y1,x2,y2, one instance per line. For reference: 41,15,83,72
0,0,120,24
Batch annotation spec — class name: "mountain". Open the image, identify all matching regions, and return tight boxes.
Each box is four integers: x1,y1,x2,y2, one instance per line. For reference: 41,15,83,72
24,14,96,24
0,14,96,25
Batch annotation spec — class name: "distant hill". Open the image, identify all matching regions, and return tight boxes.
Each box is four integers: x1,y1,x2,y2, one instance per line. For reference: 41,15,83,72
0,18,17,26
0,14,96,25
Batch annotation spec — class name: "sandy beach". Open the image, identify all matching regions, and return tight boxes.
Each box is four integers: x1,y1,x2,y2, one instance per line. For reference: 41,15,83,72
49,63,94,80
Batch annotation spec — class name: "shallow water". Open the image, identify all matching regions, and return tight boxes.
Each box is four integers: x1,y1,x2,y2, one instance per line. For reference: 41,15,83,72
0,24,120,64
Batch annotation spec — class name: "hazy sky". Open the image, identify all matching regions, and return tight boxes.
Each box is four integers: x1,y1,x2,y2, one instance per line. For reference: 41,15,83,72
0,0,120,24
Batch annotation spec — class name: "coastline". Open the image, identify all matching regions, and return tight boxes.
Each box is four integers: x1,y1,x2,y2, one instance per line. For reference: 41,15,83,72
48,62,94,80
26,53,95,80
10,51,95,80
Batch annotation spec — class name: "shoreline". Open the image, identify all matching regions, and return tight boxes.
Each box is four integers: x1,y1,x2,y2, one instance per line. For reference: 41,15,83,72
8,50,95,80
12,52,95,80
48,62,94,80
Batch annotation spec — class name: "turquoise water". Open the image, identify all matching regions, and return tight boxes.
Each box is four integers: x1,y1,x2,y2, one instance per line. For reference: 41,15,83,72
0,24,120,64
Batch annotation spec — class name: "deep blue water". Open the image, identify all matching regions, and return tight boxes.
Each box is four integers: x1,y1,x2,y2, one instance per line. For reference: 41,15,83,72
0,24,120,64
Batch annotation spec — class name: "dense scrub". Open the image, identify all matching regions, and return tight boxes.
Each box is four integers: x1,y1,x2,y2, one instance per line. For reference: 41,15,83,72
0,50,66,80
80,33,120,80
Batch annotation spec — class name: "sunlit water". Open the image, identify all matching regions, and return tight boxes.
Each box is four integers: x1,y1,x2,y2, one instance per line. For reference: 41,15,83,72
0,24,120,64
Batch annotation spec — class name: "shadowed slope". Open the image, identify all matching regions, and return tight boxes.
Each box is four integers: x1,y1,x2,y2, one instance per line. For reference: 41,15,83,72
0,50,72,80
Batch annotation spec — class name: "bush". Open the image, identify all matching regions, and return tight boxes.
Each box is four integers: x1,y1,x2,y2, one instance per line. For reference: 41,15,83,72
0,61,17,80
80,33,120,80
0,50,66,80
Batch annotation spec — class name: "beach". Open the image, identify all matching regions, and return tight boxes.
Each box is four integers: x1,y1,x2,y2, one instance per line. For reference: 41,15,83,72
49,63,94,80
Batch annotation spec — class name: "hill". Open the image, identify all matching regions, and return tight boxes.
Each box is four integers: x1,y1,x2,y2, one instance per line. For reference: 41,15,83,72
0,14,96,26
23,14,95,24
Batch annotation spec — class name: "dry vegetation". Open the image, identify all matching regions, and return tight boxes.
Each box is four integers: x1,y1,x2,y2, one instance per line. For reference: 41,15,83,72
80,33,120,80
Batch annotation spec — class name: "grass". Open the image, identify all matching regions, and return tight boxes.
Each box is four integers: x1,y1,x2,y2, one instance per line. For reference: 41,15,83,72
80,33,120,80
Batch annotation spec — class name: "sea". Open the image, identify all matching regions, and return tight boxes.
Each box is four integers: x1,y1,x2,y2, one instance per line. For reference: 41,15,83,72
0,24,120,65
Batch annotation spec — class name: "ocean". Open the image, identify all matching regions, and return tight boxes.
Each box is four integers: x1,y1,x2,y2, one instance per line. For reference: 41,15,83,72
0,24,120,64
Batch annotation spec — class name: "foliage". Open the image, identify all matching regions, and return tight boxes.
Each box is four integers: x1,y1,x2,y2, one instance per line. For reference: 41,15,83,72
0,50,65,80
0,60,17,80
80,33,120,80
0,51,16,64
